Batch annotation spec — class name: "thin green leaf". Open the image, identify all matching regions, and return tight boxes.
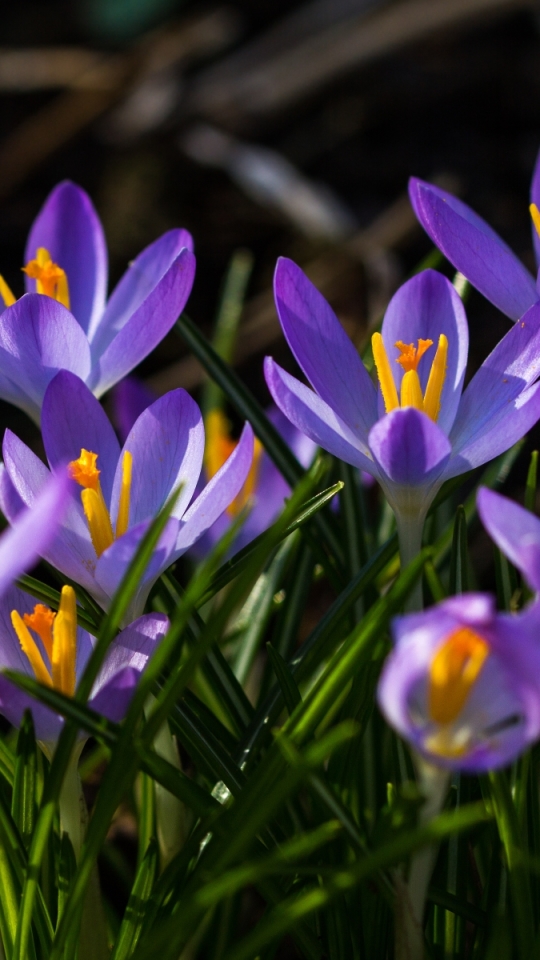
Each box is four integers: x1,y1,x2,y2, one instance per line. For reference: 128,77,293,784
11,712,37,848
111,839,159,960
197,479,344,607
265,644,302,715
525,450,538,514
221,804,490,960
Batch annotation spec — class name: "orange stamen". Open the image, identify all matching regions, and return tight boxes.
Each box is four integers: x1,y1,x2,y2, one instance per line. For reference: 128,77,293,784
69,449,101,492
395,339,433,373
23,604,55,659
22,247,70,308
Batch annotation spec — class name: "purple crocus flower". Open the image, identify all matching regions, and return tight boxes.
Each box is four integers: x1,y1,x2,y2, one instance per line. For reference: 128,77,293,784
0,581,168,749
111,377,317,557
477,486,540,593
0,470,70,597
409,152,540,321
264,259,540,563
0,371,254,621
0,181,195,423
377,594,540,771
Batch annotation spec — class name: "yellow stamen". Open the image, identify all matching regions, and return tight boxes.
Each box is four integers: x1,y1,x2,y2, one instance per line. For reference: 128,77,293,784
428,627,489,726
372,333,448,423
395,338,433,373
423,334,448,422
51,586,77,697
23,604,55,659
69,449,101,492
22,246,70,309
0,276,16,308
116,450,132,538
69,448,114,557
11,610,53,687
204,408,263,517
400,369,424,411
371,333,399,413
81,488,114,557
531,203,540,240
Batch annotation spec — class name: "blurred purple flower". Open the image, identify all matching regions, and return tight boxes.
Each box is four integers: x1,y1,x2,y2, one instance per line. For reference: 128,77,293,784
0,581,168,747
0,471,70,597
409,151,540,321
0,181,195,422
265,259,540,559
378,594,540,772
0,371,253,620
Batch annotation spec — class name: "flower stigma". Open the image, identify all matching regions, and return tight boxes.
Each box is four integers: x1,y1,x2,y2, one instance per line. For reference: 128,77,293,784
371,332,448,421
69,448,132,557
421,626,489,758
205,409,262,517
0,247,70,310
11,587,77,696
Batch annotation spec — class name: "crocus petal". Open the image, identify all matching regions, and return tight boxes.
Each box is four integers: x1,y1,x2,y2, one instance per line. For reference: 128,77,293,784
0,473,69,596
111,376,156,444
91,248,196,397
368,407,451,488
174,422,255,555
110,389,204,528
273,257,378,439
90,229,193,349
448,304,540,473
449,380,540,478
531,148,540,269
381,269,468,434
0,674,63,743
409,178,538,321
25,181,108,335
264,357,376,473
477,487,540,592
42,371,120,503
94,613,168,690
0,295,92,423
2,429,51,507
88,667,141,724
94,519,179,617
1,431,103,600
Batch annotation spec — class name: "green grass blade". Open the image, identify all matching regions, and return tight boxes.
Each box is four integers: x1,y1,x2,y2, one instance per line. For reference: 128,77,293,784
11,712,37,849
265,644,302,715
110,839,159,960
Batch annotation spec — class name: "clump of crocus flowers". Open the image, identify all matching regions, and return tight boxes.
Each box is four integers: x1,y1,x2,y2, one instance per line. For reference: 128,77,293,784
0,169,540,960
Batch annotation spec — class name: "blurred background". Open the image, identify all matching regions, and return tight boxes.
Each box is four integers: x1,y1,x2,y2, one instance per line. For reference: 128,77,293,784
1,0,539,400
1,0,540,534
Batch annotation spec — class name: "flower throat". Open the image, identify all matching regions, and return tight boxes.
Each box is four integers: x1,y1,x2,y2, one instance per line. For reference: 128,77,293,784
371,333,448,421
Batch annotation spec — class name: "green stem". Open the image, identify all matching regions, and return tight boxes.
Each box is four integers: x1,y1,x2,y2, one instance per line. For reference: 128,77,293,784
396,516,425,613
395,761,449,960
489,771,535,960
